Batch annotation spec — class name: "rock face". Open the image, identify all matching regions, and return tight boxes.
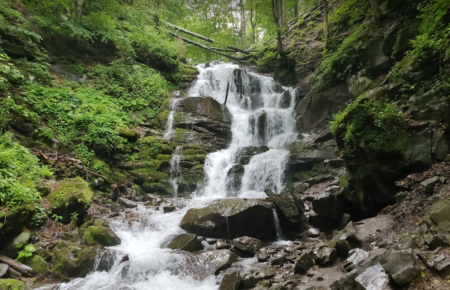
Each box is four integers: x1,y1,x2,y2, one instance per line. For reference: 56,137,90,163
265,189,306,232
47,177,93,224
197,250,239,275
180,198,277,240
79,220,121,247
175,96,233,139
167,233,203,252
0,203,36,249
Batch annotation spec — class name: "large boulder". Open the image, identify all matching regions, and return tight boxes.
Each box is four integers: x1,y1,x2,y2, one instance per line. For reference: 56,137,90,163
47,177,93,224
219,271,242,290
265,189,306,232
197,250,239,275
23,255,50,276
180,198,277,240
167,233,203,252
175,97,233,139
51,241,99,278
294,252,313,274
380,251,419,285
354,263,393,290
79,220,121,247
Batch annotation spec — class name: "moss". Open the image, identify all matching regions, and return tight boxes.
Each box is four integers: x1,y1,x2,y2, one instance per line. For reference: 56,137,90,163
91,159,111,179
46,177,93,224
194,164,204,170
51,241,78,278
0,279,27,290
118,128,137,138
76,246,97,277
129,169,169,183
81,220,120,247
24,255,50,276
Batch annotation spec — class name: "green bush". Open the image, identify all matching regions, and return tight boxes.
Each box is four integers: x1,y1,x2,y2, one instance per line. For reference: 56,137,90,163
0,132,51,207
331,97,407,155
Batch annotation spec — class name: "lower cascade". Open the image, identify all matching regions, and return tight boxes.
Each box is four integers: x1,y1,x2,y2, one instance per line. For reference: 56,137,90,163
37,62,300,290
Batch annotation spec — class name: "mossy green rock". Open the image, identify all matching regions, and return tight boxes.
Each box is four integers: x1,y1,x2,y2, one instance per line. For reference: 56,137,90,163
0,279,28,290
51,241,98,278
23,255,50,276
79,220,120,247
167,233,203,252
118,128,138,141
47,177,93,224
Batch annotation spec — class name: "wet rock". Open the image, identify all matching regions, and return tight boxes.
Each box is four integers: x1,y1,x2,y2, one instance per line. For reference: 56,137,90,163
97,249,116,272
355,263,393,290
111,203,124,213
257,248,269,262
0,263,10,278
294,252,313,274
23,255,50,276
344,249,370,272
168,233,203,252
180,198,277,240
420,176,439,193
0,231,31,258
380,251,419,285
163,206,176,213
232,236,262,256
278,91,292,109
265,189,306,231
118,197,138,209
271,253,287,266
52,241,99,278
315,247,337,266
307,228,320,237
219,271,242,290
176,96,232,138
79,220,121,247
197,250,239,275
217,239,231,250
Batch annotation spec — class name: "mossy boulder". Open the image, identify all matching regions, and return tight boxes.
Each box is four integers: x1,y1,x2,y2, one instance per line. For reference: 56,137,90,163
47,178,93,224
79,220,120,247
23,255,50,276
118,128,138,141
51,241,98,278
0,204,35,249
167,233,203,252
0,279,28,290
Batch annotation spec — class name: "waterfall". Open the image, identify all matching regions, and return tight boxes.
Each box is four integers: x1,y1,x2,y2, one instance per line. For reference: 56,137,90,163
272,208,285,241
163,98,180,140
169,146,183,197
37,62,298,290
189,63,298,198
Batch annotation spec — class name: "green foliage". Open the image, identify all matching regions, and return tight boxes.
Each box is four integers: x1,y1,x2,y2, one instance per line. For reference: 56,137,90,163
0,132,51,207
88,61,170,124
16,244,35,262
24,83,130,158
331,96,408,155
330,0,368,32
0,53,25,91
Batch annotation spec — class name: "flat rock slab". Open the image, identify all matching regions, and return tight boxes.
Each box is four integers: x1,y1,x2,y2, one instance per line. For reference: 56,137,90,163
167,233,203,252
197,250,239,275
355,263,393,290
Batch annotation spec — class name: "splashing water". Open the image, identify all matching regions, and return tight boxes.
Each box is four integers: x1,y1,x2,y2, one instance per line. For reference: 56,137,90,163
163,98,181,140
190,63,298,198
169,146,184,197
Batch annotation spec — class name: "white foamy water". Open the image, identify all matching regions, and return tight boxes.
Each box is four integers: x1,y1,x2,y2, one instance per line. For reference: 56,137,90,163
37,62,297,290
190,62,298,198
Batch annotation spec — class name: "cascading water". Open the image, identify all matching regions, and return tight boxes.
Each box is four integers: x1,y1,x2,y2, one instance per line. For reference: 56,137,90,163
37,62,298,290
190,63,298,198
169,146,183,197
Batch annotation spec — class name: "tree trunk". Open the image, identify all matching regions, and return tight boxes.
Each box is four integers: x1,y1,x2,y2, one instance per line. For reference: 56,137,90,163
250,7,258,44
281,0,287,30
322,0,329,47
369,0,382,23
272,0,284,55
294,0,299,17
240,0,247,49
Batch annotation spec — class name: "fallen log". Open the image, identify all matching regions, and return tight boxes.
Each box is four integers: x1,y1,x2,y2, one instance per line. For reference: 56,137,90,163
0,255,34,277
165,22,214,43
9,267,22,279
72,163,109,180
169,32,244,62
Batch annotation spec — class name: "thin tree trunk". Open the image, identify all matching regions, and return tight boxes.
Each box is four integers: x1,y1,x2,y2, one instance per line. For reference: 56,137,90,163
281,0,287,30
250,7,257,44
240,0,247,49
322,0,329,47
369,0,382,23
294,0,299,17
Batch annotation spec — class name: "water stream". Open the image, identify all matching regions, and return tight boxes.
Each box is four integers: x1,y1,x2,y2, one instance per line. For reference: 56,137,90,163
37,62,298,290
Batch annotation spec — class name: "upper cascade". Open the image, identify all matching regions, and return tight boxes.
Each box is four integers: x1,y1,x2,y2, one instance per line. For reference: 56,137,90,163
189,62,299,198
